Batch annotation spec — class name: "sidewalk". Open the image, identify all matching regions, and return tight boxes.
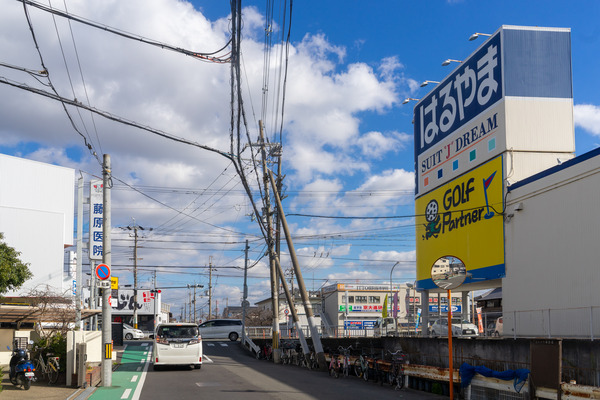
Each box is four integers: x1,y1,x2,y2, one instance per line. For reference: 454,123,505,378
0,376,82,400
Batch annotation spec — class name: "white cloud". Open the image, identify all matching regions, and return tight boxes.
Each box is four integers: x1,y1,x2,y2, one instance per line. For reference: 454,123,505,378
356,131,411,158
574,104,600,136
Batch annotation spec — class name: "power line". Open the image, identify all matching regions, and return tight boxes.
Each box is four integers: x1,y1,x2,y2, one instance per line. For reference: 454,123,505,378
18,0,232,63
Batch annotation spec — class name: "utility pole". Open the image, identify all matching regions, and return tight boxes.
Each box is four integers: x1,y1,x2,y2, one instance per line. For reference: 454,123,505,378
241,240,249,343
132,221,138,329
258,120,280,362
268,170,326,369
208,256,214,320
75,174,83,328
101,154,112,386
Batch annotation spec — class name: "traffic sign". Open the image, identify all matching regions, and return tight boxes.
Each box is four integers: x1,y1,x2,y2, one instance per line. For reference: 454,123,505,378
95,263,111,280
99,280,111,288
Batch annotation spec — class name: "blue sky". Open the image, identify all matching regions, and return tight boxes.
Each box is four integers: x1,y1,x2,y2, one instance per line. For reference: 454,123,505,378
1,0,599,316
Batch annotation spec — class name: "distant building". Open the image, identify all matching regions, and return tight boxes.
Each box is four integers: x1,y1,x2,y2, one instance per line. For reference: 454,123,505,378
0,154,74,297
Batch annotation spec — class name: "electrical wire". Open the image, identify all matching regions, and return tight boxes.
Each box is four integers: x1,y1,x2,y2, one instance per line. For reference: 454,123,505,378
18,0,232,63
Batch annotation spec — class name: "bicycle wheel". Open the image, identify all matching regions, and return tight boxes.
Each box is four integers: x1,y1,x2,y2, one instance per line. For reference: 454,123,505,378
353,359,363,378
395,371,405,390
48,360,59,384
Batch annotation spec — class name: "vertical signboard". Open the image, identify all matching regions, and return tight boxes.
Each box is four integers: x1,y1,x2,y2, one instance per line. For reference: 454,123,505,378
415,32,504,198
89,179,104,260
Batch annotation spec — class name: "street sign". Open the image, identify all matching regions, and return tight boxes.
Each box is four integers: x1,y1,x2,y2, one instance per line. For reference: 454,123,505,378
111,276,119,290
96,264,111,281
99,280,111,288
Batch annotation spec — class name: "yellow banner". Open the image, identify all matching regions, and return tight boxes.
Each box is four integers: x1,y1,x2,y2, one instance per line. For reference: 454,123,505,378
111,276,118,290
416,156,504,284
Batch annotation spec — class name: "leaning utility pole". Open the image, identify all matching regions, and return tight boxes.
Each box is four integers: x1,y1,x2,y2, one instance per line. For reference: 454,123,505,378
268,170,326,369
258,120,280,362
101,154,112,386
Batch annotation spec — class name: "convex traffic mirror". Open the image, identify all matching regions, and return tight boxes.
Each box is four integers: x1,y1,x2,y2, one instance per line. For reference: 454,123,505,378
430,256,467,290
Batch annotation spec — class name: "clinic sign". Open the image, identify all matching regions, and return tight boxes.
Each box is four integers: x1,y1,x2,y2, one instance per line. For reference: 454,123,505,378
89,179,103,260
416,156,505,289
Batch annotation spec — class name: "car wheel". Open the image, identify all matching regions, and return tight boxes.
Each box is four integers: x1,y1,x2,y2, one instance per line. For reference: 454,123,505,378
125,333,133,340
194,364,202,369
494,331,500,337
228,332,239,341
153,364,161,371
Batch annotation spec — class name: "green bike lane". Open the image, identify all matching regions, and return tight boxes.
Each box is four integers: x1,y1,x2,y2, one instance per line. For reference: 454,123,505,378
87,342,152,400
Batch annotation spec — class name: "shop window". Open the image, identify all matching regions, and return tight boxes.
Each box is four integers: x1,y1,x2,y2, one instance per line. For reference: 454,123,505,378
368,296,380,304
341,295,354,303
355,296,368,304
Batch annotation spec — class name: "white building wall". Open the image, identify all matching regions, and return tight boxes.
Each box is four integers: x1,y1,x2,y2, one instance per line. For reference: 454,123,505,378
504,152,600,338
0,154,74,296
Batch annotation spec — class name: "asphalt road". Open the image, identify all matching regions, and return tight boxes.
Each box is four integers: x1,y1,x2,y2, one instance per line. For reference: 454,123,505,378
139,339,446,400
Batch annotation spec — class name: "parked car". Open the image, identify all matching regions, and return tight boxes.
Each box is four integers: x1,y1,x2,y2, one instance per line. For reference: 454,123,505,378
430,318,479,338
493,317,503,336
123,323,145,340
198,319,243,341
153,323,202,370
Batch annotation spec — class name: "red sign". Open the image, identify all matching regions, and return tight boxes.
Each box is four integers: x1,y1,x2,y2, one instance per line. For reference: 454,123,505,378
95,264,111,280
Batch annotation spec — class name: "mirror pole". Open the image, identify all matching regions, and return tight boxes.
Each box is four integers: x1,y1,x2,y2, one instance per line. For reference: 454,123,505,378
448,288,454,400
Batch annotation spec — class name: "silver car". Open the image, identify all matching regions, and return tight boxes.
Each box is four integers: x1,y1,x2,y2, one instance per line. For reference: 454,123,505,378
430,318,479,338
198,319,243,341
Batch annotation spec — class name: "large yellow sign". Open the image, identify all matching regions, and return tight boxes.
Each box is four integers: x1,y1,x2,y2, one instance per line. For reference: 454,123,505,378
111,276,119,290
415,156,504,288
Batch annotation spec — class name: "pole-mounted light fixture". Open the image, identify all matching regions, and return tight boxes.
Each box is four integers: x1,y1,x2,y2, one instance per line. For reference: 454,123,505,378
402,98,420,104
469,32,492,41
442,59,462,66
420,80,440,88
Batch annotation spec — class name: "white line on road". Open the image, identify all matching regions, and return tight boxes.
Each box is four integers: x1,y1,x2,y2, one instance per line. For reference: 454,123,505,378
207,343,215,346
141,343,148,347
132,345,153,400
219,343,228,347
137,366,141,371
121,388,132,399
131,375,139,382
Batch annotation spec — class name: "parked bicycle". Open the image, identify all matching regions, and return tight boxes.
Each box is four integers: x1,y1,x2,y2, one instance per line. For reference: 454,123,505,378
387,350,407,390
353,352,369,380
328,350,341,378
338,345,353,378
33,347,60,384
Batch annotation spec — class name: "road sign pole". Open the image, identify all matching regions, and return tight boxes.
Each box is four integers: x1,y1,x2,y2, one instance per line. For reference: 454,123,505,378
101,154,112,387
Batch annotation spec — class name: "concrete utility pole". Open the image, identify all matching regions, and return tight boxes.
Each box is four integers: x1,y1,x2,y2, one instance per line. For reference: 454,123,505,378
258,120,280,362
208,256,213,320
101,154,112,386
241,240,249,343
75,174,83,328
268,170,326,369
132,221,139,329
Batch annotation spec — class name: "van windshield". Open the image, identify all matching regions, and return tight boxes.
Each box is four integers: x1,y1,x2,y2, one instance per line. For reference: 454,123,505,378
157,326,198,338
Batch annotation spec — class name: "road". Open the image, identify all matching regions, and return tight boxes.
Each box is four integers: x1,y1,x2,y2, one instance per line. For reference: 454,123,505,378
138,339,446,400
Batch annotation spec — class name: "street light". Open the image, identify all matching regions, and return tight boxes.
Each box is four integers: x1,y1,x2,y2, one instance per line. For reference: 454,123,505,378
469,32,492,41
442,59,462,66
420,80,440,88
402,97,420,104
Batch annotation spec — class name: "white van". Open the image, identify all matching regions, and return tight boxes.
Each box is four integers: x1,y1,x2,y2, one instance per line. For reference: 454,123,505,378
198,319,243,341
153,323,202,370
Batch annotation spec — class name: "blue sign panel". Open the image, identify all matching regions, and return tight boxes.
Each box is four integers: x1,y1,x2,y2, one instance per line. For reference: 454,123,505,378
429,305,462,313
414,33,502,158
